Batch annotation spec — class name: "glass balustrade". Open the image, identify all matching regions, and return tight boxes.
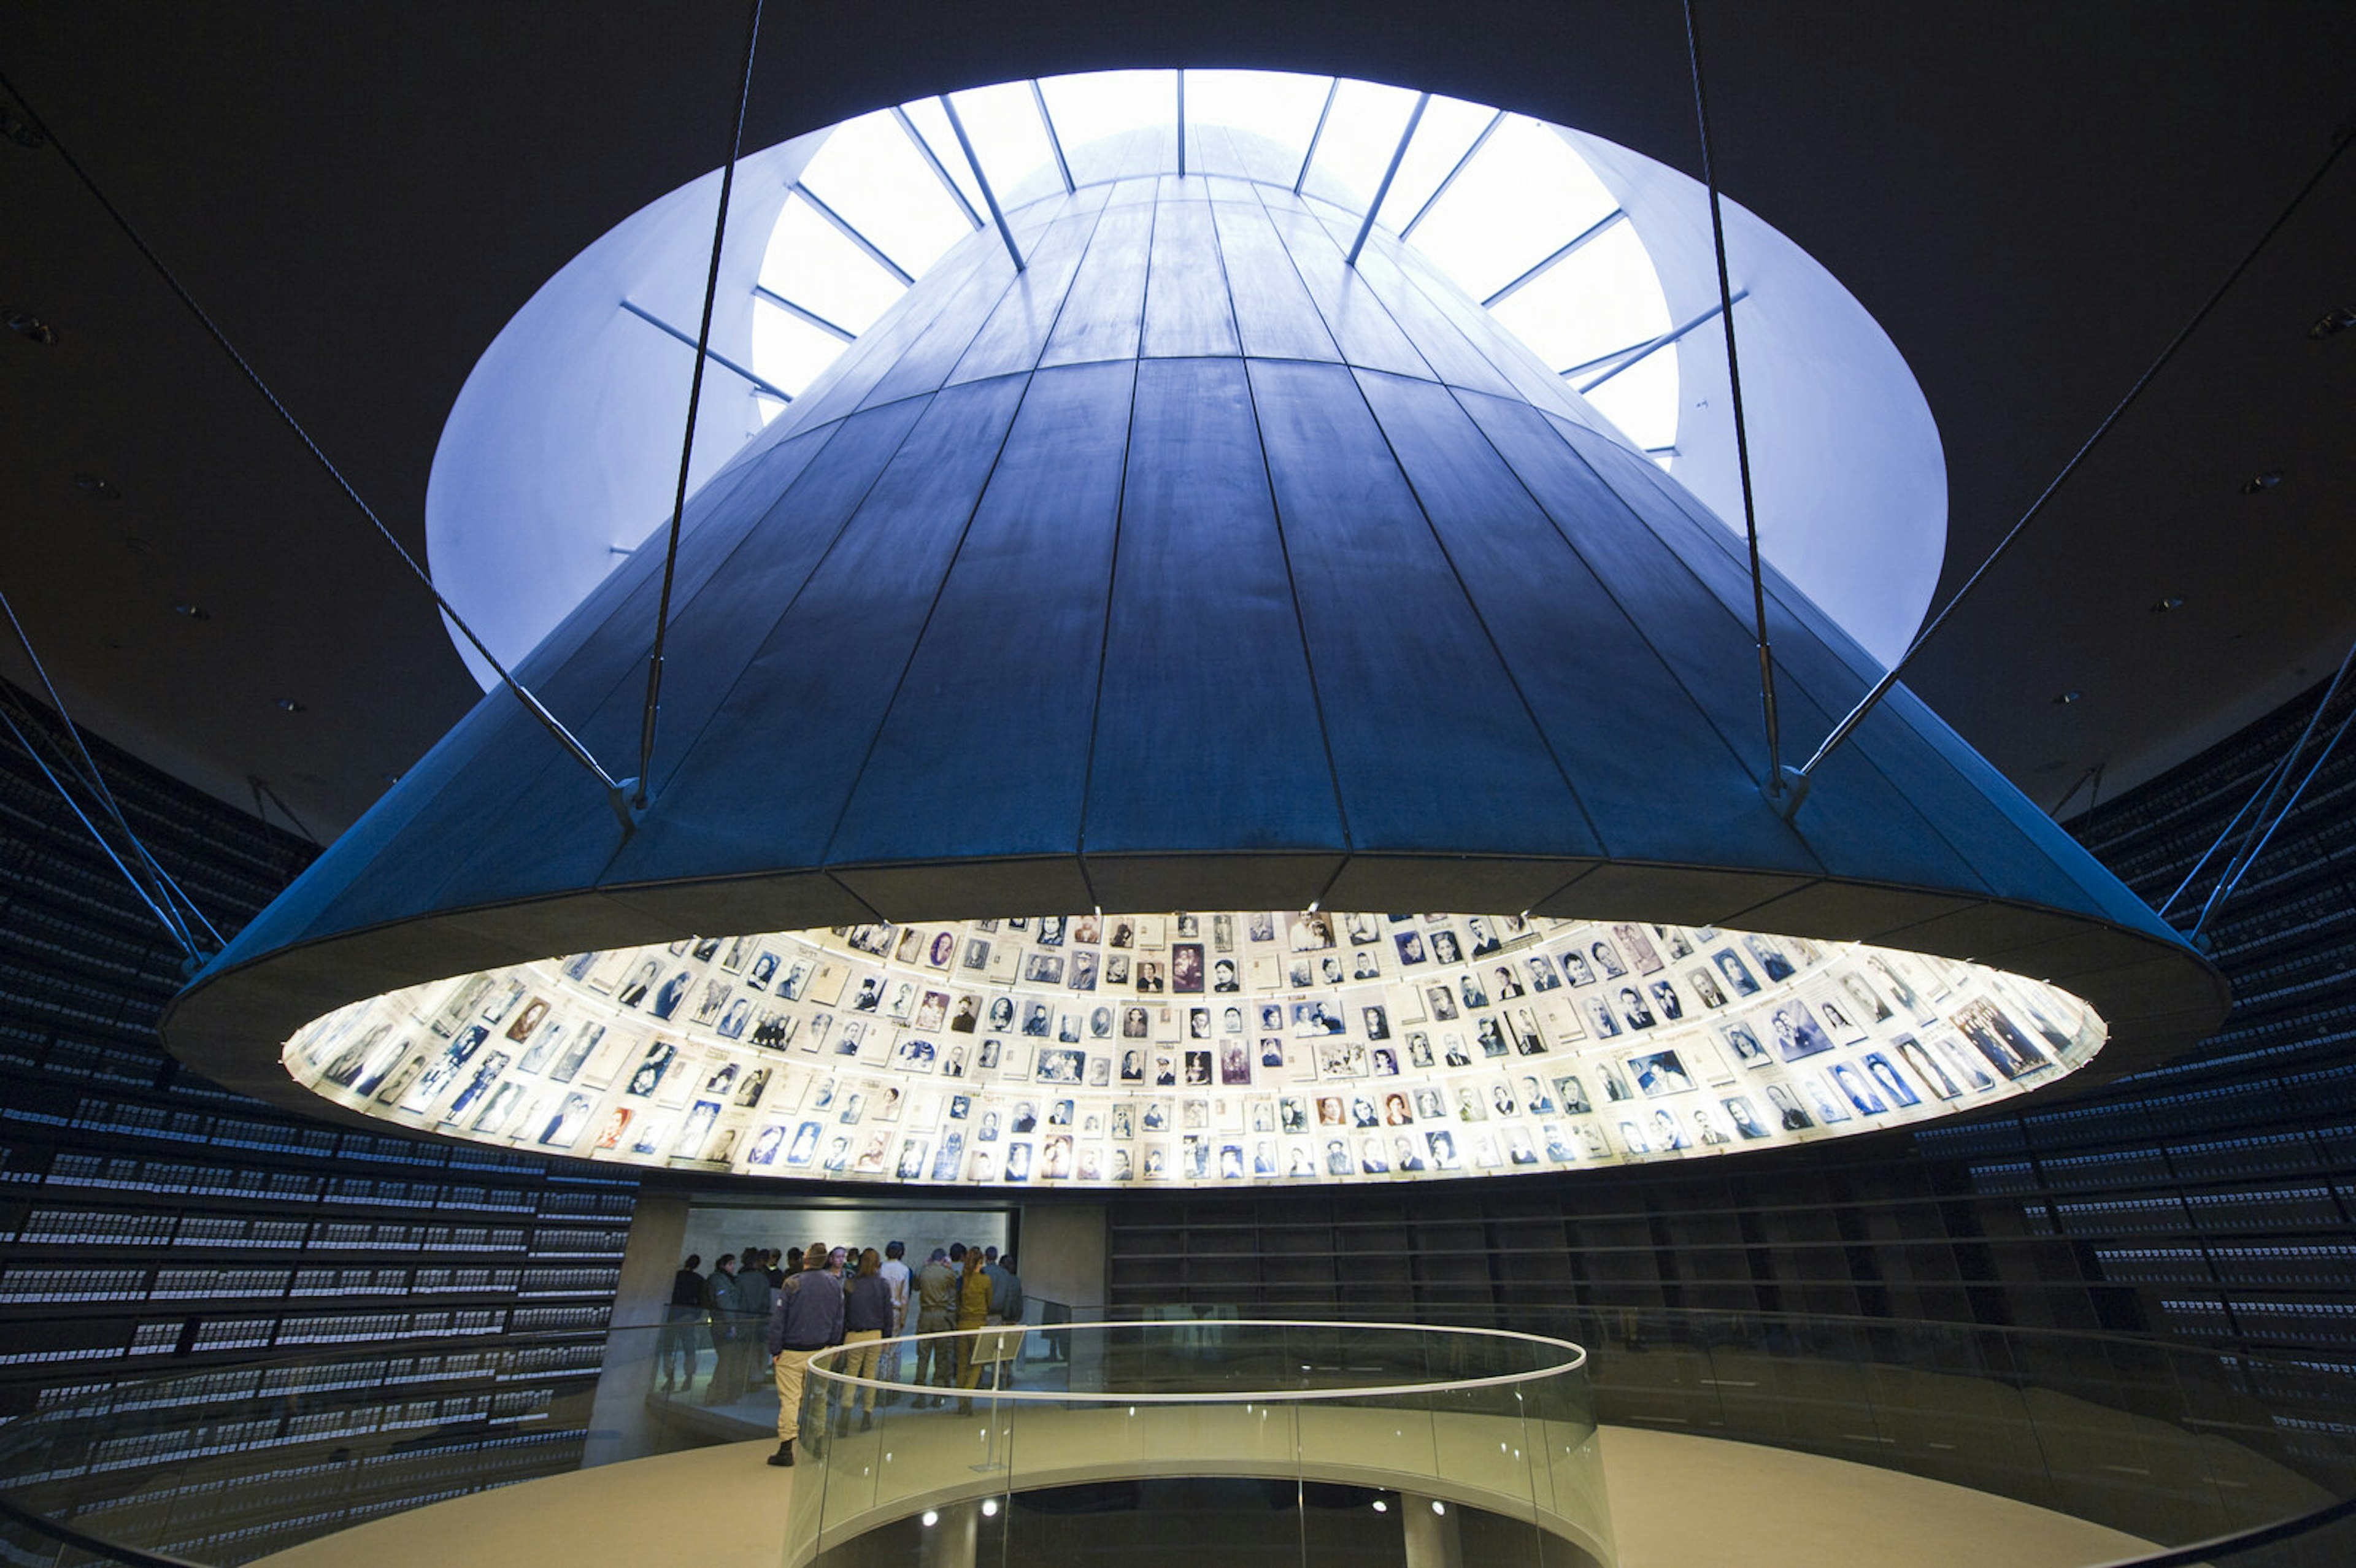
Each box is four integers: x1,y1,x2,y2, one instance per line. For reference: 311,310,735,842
0,1307,2350,1568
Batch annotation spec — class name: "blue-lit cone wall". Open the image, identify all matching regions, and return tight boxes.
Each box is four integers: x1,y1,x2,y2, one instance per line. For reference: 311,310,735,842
166,175,2223,1111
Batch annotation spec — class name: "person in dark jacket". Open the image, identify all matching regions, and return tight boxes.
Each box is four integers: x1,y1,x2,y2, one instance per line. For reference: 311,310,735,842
766,1242,844,1467
840,1248,895,1431
728,1243,774,1403
701,1254,741,1405
660,1253,704,1393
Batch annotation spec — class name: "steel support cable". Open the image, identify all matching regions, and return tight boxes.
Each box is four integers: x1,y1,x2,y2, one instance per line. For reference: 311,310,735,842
2202,693,2356,932
1792,126,2356,802
634,0,768,813
0,582,215,951
0,69,628,820
2159,634,2356,919
2190,639,2356,936
1681,0,1785,801
0,704,192,959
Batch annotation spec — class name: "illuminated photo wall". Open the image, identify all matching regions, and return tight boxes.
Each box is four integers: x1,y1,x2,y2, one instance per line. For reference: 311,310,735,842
283,910,2101,1188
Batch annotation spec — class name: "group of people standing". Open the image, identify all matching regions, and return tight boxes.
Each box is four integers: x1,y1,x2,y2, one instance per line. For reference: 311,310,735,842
658,1238,1023,1469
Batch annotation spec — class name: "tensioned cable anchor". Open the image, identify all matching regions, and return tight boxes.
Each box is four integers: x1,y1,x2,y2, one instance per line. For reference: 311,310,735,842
634,0,767,815
0,68,634,832
1787,121,2355,812
1682,0,1786,809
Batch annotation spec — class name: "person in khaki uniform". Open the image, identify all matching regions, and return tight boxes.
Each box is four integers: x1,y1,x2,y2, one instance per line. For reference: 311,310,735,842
911,1247,958,1404
764,1242,843,1467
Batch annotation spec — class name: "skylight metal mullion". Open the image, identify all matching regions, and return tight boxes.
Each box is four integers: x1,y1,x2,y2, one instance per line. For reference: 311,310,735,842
1176,68,1187,179
937,94,1025,272
1481,208,1626,309
1569,288,1748,394
618,298,794,402
891,105,985,230
1030,79,1075,193
790,183,916,286
1292,78,1341,195
752,283,858,344
1399,109,1505,240
1345,92,1431,267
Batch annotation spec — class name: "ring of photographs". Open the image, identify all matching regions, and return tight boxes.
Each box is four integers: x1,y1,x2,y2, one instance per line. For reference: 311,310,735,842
282,911,2103,1188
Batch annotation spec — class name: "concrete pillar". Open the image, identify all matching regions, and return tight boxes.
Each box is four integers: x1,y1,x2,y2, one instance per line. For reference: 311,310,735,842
1401,1495,1464,1568
582,1191,689,1465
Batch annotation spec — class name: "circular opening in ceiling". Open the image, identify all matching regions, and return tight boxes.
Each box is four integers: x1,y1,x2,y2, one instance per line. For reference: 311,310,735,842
283,909,2101,1186
426,68,1947,696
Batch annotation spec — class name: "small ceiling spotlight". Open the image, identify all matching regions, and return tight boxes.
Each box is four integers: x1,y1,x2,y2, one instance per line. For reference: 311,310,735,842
2308,306,2356,340
74,472,122,501
275,698,306,713
5,309,55,345
920,1511,938,1528
980,1499,999,1518
2241,470,2284,495
1431,1501,1447,1516
1370,1501,1388,1513
2053,690,2083,705
172,601,210,620
0,108,42,150
2151,596,2185,613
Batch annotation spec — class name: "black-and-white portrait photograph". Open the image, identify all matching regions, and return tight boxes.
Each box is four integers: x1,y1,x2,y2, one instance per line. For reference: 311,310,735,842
1768,999,1836,1063
1628,1048,1695,1097
1954,999,2047,1079
1863,1050,1920,1108
1035,1046,1085,1085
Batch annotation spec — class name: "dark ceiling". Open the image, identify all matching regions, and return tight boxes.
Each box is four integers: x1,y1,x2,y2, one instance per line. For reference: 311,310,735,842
2,1,2352,847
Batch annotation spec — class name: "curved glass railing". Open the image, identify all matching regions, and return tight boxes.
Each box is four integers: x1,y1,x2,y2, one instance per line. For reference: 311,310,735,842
0,1307,2352,1567
785,1320,1602,1567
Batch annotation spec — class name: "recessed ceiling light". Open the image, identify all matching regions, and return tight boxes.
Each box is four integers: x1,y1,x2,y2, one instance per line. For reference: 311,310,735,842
2241,470,2284,494
4,309,55,345
74,472,121,500
172,601,209,620
2308,306,2355,340
2151,596,2185,613
2053,690,2083,705
276,698,306,713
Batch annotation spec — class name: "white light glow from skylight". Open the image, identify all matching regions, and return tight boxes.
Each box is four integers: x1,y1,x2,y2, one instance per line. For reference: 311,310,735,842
795,110,972,277
744,70,1684,461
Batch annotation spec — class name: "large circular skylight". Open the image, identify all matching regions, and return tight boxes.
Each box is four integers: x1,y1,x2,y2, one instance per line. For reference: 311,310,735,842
427,66,1947,703
747,72,1682,455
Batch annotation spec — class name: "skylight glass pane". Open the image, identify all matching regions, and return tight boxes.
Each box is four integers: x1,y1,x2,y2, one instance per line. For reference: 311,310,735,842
1036,71,1174,186
1489,223,1673,372
1375,96,1495,231
797,111,971,276
1580,345,1680,451
945,82,1061,209
758,193,906,334
752,391,787,428
749,296,853,397
1407,117,1620,304
897,98,986,217
1185,69,1332,183
1298,79,1419,213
